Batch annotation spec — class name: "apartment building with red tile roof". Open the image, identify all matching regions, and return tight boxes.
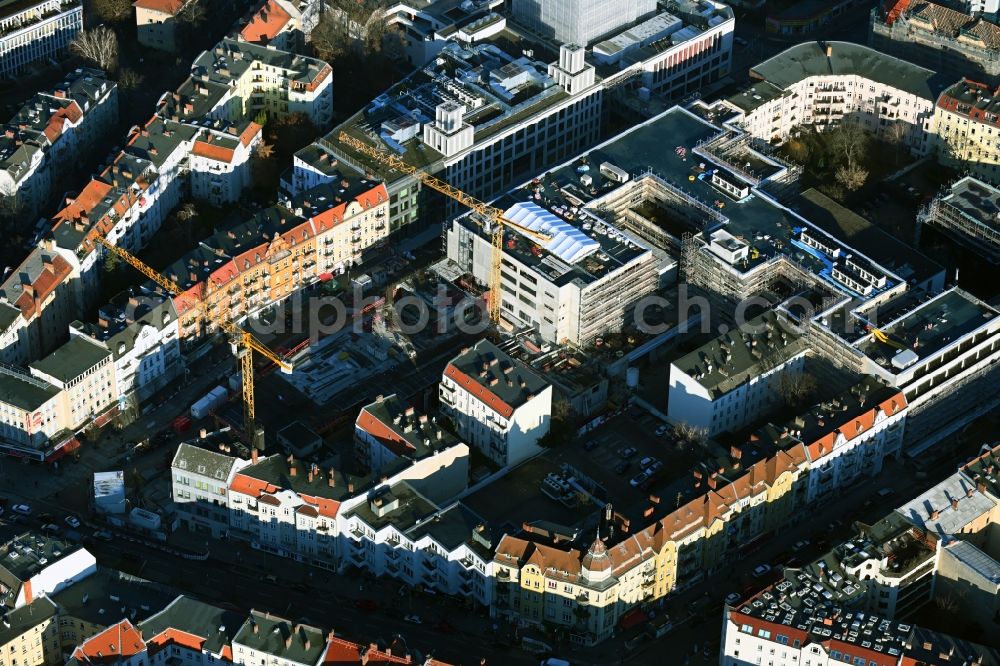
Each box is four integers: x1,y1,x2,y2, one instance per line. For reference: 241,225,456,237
240,0,292,45
440,339,552,467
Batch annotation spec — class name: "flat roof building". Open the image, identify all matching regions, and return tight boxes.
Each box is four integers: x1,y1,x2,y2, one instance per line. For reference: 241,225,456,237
296,39,602,236
668,310,808,436
511,0,656,46
918,176,1000,264
441,339,552,467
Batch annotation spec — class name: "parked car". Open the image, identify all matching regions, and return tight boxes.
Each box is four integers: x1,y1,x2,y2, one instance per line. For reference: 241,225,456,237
404,614,423,625
646,461,664,475
724,592,741,605
11,504,31,515
793,539,811,551
639,456,658,469
629,472,649,488
752,564,772,578
92,530,113,542
614,460,630,475
655,424,669,437
64,516,81,528
41,523,60,534
619,447,638,459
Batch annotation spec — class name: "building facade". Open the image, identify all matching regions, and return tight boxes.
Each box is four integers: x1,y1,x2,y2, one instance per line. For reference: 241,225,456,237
440,340,552,468
28,335,115,431
297,41,603,237
0,0,82,78
134,0,192,52
667,311,808,437
0,68,118,224
69,289,182,411
871,0,1000,84
724,41,940,155
934,79,1000,183
511,0,656,45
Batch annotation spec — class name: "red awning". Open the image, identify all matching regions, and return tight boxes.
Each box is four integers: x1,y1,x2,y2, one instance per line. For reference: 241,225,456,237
319,272,333,282
46,437,80,462
619,608,649,630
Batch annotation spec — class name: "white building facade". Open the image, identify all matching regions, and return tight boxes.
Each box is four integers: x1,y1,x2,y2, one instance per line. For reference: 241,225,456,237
440,340,552,467
0,0,82,78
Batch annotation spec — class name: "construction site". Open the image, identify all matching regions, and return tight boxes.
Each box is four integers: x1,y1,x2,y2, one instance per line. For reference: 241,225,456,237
917,176,1000,265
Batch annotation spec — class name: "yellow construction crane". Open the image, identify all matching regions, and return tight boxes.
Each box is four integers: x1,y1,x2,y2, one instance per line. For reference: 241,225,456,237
337,132,552,324
95,237,292,449
871,327,907,351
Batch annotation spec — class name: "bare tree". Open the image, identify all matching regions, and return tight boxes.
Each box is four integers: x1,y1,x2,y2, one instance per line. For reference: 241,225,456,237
178,0,207,27
835,163,869,192
776,372,818,408
884,121,908,147
91,0,133,22
312,0,392,61
830,123,869,169
174,202,198,244
118,68,144,90
672,422,708,447
70,27,119,72
311,12,350,63
255,140,275,160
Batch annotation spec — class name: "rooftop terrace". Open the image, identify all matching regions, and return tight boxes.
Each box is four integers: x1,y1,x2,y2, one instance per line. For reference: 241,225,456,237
334,39,577,170
856,288,998,369
934,176,1000,233
0,532,81,602
735,580,909,660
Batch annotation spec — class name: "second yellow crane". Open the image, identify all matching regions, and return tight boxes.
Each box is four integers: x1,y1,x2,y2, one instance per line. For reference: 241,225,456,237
337,132,552,324
95,237,292,450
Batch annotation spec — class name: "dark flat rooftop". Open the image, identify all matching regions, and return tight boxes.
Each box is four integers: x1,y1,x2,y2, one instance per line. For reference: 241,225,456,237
857,288,997,365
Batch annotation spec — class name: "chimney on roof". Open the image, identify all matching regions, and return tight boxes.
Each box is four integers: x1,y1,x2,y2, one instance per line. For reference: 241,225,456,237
730,445,742,460
826,44,833,58
707,474,717,490
252,621,259,634
977,480,988,494
307,469,314,483
952,498,959,510
930,509,940,520
303,637,310,651
967,487,975,498
284,635,293,649
347,481,354,493
290,466,297,477
252,448,258,464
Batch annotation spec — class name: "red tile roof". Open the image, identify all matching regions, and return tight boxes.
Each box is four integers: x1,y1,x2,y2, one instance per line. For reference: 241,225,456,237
72,620,146,664
309,183,388,232
134,0,187,15
239,121,262,146
240,0,292,44
146,627,206,654
191,139,236,163
443,363,515,419
12,252,73,321
805,391,906,462
43,101,82,143
52,178,113,225
356,407,415,458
